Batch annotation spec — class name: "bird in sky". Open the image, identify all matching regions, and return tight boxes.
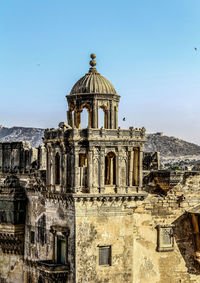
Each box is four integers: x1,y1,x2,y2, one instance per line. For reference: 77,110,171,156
123,117,126,121
194,47,198,51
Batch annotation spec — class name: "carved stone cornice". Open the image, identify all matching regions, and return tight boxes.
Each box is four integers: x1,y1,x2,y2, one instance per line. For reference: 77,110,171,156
41,191,147,202
41,191,73,203
73,192,147,202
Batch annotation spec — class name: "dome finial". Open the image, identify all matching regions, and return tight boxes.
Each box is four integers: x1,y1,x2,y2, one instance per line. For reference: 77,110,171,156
89,53,97,73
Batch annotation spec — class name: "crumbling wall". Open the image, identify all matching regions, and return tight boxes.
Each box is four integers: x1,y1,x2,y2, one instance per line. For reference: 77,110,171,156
131,171,200,283
0,251,24,283
75,200,134,283
23,194,75,283
143,152,160,171
0,142,46,174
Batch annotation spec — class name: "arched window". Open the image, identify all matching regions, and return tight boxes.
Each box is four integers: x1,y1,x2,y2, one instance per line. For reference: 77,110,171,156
55,152,60,185
105,152,116,185
99,106,107,128
81,108,89,128
37,214,46,246
80,105,91,128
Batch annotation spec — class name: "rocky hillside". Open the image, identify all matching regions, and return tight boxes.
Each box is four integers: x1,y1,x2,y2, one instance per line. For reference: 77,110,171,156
1,127,200,163
145,133,200,157
0,126,44,147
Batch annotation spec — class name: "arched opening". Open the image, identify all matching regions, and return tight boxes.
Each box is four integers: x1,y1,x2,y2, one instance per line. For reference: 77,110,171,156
55,152,60,185
105,152,116,185
81,108,89,128
80,105,91,129
99,107,105,128
67,103,75,127
37,214,46,246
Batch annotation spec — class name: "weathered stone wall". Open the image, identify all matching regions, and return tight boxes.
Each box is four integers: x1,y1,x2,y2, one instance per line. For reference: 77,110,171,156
71,172,200,283
143,152,160,171
23,194,75,283
0,250,23,283
0,142,46,174
1,142,200,283
131,172,200,283
75,200,134,283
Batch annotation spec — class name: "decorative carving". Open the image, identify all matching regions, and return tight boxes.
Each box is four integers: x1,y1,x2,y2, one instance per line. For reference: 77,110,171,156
156,225,174,252
0,232,24,255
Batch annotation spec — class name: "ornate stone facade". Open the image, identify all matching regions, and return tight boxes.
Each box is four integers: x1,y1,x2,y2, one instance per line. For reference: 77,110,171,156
1,54,200,283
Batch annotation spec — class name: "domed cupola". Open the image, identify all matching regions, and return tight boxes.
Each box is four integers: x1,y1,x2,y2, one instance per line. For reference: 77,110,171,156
70,54,116,95
66,54,120,129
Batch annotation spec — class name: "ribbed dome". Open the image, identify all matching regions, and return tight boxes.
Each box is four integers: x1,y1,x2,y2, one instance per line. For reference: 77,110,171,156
70,54,116,95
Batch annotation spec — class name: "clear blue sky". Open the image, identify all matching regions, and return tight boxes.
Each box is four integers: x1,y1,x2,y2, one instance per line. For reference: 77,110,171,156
1,0,200,144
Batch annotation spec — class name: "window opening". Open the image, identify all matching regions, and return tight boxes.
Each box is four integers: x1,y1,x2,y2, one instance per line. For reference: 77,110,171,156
81,107,90,128
57,236,67,264
99,107,105,128
105,152,116,185
37,214,46,246
30,231,35,244
55,152,60,185
79,154,88,167
99,246,111,266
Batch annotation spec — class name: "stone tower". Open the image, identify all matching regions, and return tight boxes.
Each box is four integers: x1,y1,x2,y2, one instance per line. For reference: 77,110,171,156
42,54,147,282
2,54,200,283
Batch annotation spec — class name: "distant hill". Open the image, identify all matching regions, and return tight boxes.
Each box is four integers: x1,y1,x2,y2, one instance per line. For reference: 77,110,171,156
145,133,200,157
0,127,200,160
0,126,44,147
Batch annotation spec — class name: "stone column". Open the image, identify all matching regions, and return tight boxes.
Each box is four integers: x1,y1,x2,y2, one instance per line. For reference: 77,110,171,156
60,148,64,191
110,103,114,129
128,149,134,187
107,109,111,129
63,153,68,191
87,148,93,190
95,106,99,128
46,146,49,186
38,145,46,170
110,157,113,185
74,148,80,192
99,147,105,192
74,111,81,128
67,110,73,127
115,107,118,129
51,147,55,191
133,148,139,186
23,271,28,283
139,148,143,188
116,149,121,189
92,102,98,128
